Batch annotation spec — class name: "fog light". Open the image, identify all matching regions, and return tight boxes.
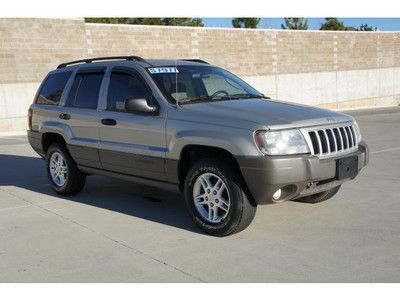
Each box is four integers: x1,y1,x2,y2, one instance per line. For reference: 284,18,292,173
272,189,282,201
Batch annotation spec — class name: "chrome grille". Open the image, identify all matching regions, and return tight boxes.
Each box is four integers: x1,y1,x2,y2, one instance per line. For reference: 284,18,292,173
307,124,358,157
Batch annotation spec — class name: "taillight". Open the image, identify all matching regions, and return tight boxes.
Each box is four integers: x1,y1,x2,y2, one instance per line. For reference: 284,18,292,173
28,108,33,130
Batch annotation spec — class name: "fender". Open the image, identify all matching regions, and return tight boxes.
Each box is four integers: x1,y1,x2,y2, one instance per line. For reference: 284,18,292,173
40,121,73,142
166,128,259,161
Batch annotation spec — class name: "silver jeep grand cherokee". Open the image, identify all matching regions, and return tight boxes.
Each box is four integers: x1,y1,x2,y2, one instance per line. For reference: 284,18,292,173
27,56,369,236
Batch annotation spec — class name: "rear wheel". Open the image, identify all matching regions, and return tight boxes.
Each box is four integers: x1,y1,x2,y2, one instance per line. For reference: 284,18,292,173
46,143,86,195
295,185,341,204
184,158,257,236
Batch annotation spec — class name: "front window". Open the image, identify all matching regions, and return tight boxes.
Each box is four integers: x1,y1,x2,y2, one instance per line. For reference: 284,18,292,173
148,65,263,104
107,72,151,112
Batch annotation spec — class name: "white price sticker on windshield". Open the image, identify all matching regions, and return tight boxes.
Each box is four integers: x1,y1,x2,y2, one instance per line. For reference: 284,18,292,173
148,67,179,74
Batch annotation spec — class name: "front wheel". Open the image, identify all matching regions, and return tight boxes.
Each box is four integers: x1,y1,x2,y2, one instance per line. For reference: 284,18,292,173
184,158,257,236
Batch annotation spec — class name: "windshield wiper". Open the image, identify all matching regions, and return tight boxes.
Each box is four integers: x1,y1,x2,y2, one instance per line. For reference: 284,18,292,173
219,93,264,99
178,95,211,104
178,93,267,104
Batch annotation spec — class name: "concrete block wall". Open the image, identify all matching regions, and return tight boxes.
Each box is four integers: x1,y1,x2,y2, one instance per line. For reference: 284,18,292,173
1,18,400,132
0,18,88,84
0,18,88,131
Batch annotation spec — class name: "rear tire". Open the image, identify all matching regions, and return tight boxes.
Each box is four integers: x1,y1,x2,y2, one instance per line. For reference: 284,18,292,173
184,158,257,237
46,143,86,195
295,185,341,204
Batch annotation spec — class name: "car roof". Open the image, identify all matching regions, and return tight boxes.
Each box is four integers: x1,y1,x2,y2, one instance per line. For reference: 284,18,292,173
50,59,211,74
147,59,209,67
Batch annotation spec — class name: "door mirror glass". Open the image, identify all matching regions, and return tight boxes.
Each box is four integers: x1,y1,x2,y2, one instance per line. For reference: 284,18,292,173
125,97,158,114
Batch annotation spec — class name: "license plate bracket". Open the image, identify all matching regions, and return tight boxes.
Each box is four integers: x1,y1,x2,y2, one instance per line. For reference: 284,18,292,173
336,155,358,180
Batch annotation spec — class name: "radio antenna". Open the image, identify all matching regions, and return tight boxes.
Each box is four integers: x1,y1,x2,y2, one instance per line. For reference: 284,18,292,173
175,59,179,108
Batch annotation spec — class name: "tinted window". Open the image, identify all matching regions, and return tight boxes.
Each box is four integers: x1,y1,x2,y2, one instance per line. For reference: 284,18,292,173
107,72,150,112
67,73,103,109
36,71,72,105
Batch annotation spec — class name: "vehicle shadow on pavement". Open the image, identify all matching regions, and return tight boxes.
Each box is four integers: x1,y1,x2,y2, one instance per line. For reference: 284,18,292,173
0,154,204,235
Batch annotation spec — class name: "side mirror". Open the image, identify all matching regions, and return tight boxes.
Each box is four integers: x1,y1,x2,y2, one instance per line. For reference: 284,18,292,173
125,97,158,114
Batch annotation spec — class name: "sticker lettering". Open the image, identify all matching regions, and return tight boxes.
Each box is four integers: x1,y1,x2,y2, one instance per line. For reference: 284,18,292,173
148,67,179,74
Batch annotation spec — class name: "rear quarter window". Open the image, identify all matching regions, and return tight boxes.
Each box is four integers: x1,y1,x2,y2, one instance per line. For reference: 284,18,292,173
36,71,72,105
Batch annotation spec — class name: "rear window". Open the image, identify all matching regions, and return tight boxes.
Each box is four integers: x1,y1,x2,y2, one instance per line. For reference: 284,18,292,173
36,71,72,105
66,72,104,109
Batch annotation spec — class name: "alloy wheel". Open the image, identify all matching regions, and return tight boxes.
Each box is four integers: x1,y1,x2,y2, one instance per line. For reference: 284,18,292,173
192,173,230,223
49,151,68,187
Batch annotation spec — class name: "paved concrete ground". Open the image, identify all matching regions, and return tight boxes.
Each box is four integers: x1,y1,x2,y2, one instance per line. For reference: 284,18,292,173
0,108,399,282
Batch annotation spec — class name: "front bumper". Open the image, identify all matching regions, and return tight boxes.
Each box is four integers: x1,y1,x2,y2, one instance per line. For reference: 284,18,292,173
237,141,369,205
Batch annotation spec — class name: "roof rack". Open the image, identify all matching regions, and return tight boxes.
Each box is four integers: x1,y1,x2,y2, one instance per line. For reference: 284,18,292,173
57,56,149,69
179,59,209,64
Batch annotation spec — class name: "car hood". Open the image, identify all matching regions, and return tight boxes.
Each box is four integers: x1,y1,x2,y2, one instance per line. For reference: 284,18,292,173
172,98,353,130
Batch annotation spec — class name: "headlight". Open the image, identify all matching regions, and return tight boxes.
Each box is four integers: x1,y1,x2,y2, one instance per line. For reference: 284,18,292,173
254,129,310,155
353,120,362,142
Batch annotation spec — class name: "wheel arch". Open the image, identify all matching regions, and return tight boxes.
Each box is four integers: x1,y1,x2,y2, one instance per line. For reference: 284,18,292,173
176,144,256,205
42,132,67,154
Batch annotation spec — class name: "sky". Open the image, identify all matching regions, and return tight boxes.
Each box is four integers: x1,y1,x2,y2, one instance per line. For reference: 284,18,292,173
203,18,400,31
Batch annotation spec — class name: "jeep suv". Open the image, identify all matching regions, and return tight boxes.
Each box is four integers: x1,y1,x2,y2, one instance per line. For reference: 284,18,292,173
27,56,369,236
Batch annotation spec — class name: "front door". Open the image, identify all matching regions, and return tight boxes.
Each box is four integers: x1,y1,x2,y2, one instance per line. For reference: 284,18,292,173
98,68,167,181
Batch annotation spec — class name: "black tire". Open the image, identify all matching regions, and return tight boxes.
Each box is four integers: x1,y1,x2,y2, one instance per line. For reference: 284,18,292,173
46,143,86,195
295,185,341,204
184,158,257,237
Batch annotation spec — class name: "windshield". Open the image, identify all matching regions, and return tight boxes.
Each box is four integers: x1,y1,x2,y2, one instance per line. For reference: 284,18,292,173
148,65,263,104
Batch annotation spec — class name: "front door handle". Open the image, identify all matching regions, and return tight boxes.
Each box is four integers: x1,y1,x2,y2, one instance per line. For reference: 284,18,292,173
101,118,117,126
59,113,71,120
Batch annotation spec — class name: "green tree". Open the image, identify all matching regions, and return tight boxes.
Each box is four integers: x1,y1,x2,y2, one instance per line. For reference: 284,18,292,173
84,18,204,27
281,18,309,30
320,18,377,31
162,18,204,27
358,23,377,31
125,18,163,25
232,18,260,28
320,18,346,31
84,18,161,25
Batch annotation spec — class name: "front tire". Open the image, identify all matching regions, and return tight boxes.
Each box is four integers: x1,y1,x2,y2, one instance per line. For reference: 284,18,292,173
46,143,86,195
184,158,257,237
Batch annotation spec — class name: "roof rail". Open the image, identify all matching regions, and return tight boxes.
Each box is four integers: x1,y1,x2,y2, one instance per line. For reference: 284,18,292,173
57,56,149,69
179,59,209,64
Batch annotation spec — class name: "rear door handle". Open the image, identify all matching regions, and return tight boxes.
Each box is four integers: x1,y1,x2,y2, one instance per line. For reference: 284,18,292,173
101,118,117,126
59,113,71,120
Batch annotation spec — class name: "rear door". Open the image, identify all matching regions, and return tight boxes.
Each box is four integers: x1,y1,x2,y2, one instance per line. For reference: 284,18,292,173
97,67,167,181
61,68,105,168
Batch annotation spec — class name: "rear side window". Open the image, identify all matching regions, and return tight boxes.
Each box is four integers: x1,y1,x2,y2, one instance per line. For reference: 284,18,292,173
36,71,72,105
67,72,104,109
